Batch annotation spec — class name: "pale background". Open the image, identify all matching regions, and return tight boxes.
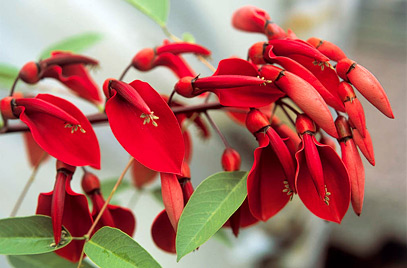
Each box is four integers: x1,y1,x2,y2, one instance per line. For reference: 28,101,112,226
0,0,406,267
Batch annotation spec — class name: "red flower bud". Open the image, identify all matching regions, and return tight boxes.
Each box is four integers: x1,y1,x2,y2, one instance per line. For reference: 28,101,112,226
245,108,269,134
221,148,241,171
131,48,155,71
19,61,41,83
81,172,101,194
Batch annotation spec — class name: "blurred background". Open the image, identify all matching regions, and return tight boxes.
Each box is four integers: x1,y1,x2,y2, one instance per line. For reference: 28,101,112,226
0,0,406,267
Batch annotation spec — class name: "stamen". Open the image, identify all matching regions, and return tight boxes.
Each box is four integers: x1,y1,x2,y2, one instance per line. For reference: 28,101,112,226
140,111,159,127
282,180,294,201
324,185,331,205
64,123,86,134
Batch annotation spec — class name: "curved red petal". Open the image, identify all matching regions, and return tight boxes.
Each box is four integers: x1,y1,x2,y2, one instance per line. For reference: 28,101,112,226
214,58,259,76
37,180,93,262
351,127,375,166
295,142,351,223
20,94,100,169
106,80,184,174
247,135,292,221
107,204,136,237
160,173,184,231
153,53,196,79
340,139,365,216
42,64,102,105
267,39,330,62
151,210,176,254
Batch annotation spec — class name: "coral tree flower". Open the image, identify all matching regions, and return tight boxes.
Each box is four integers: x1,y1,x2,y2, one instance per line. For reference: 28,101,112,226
19,51,103,105
295,114,350,223
175,58,285,108
246,109,296,221
36,161,93,262
152,163,194,254
81,171,136,236
231,5,286,39
336,116,365,216
0,94,101,169
103,79,185,174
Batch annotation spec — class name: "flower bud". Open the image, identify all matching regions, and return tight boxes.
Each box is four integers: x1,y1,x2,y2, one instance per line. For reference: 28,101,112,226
19,61,40,84
245,108,269,134
221,148,241,171
248,42,266,65
295,114,316,134
131,48,155,71
81,172,101,194
174,76,195,98
335,116,352,140
0,97,17,119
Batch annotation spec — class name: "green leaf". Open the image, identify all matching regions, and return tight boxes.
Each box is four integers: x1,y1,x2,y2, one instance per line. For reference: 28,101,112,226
182,32,195,43
124,0,169,26
100,178,131,198
39,32,103,59
8,252,94,268
176,171,248,261
84,227,161,268
0,215,72,255
0,63,19,89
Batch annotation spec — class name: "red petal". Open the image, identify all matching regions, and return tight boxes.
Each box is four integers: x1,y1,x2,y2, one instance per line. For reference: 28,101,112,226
267,39,330,62
106,80,184,173
340,139,365,216
160,173,184,231
19,94,100,169
224,198,259,236
106,204,136,237
306,37,347,62
213,58,259,76
351,127,375,166
295,141,351,223
42,64,102,105
302,135,325,197
247,135,292,221
36,179,93,262
131,160,158,189
23,132,49,167
153,53,196,79
151,210,176,254
155,42,211,56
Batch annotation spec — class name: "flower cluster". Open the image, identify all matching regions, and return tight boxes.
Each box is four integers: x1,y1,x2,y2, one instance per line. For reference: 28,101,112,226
0,4,394,262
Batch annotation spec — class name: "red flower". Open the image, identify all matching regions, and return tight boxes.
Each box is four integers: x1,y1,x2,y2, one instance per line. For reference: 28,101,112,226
103,79,185,174
0,94,100,169
36,161,93,262
295,114,350,223
175,58,285,108
245,109,296,221
19,51,103,105
81,171,136,236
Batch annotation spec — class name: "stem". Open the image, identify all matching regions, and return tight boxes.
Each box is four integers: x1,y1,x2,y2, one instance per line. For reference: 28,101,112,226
197,55,216,72
204,112,230,148
167,89,176,106
279,104,296,127
278,100,300,115
270,103,278,123
1,102,225,134
119,63,132,81
9,76,20,97
76,157,135,268
10,152,47,217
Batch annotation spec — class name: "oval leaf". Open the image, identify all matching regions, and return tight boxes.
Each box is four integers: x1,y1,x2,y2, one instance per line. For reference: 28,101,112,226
39,32,103,60
84,227,161,268
0,215,72,255
176,171,248,261
8,252,93,268
125,0,169,26
0,63,19,89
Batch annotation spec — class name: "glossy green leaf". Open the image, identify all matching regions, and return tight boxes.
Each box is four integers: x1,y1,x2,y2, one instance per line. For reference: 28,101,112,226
124,0,169,26
182,32,195,43
84,227,161,268
0,63,19,89
176,171,248,261
0,215,72,255
8,252,93,268
39,32,103,59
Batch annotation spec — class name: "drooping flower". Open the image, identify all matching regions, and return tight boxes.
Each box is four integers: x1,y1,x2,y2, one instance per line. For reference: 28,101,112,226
175,58,285,107
81,171,136,236
336,116,365,216
0,94,100,169
103,79,185,174
245,109,296,221
19,51,103,105
36,161,93,262
295,114,350,223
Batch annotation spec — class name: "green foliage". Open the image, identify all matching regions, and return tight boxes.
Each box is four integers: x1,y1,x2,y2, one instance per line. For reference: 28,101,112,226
0,63,19,89
8,252,94,268
84,227,161,268
124,0,169,26
182,32,196,43
0,216,72,255
39,32,103,59
176,171,248,261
